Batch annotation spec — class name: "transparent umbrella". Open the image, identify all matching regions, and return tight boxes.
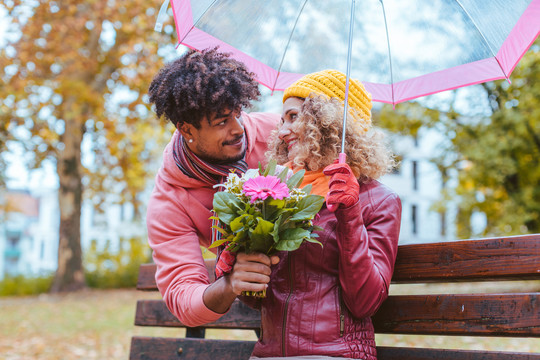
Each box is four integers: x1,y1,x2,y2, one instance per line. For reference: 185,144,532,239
158,0,539,105
156,0,539,162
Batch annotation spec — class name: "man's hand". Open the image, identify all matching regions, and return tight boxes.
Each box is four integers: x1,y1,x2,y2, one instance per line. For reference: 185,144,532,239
226,252,279,296
203,252,279,313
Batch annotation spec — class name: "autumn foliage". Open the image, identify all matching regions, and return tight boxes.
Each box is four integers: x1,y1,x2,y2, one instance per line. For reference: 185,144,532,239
0,0,177,291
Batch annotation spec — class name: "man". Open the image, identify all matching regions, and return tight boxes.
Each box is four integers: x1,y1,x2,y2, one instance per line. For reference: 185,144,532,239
147,48,279,326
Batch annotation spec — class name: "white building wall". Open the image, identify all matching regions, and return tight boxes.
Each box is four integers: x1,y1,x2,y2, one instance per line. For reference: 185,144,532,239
380,128,456,245
1,189,148,279
32,190,59,275
80,200,147,254
2,212,36,277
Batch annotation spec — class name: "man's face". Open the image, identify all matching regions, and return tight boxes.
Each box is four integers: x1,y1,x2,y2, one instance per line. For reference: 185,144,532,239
186,108,247,164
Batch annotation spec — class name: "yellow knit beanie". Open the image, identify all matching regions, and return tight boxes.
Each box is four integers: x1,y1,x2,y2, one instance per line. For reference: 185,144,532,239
283,70,372,129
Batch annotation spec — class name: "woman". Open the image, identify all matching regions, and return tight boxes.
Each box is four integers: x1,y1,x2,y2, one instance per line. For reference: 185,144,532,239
251,70,402,359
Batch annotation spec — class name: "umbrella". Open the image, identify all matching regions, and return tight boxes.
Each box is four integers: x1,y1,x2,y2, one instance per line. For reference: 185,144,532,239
156,0,539,210
159,0,540,106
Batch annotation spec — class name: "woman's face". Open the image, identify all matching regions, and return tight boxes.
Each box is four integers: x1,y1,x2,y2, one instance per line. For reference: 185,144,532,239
279,97,304,162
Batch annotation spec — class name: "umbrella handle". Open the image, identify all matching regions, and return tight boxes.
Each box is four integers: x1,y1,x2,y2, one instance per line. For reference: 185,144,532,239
326,153,347,212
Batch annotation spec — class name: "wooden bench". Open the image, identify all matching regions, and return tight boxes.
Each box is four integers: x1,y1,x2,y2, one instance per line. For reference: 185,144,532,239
130,234,540,360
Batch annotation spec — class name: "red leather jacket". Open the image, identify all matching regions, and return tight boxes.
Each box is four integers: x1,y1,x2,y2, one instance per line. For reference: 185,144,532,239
251,180,401,359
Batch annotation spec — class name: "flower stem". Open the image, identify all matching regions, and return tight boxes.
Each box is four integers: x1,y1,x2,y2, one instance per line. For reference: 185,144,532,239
241,289,267,298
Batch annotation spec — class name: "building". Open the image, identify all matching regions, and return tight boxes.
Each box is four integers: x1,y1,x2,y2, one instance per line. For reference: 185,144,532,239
0,190,54,279
0,187,146,280
380,128,457,245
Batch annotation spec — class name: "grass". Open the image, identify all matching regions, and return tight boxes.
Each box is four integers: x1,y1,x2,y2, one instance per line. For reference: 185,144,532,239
0,281,539,359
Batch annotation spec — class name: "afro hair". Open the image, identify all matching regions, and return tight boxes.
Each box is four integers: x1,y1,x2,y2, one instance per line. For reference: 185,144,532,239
148,48,261,129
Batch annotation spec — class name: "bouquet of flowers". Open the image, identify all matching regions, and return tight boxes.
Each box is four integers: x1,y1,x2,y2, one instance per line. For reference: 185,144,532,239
210,161,325,295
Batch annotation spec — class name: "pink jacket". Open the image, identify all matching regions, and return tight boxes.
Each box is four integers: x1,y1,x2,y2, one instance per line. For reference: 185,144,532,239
146,112,279,326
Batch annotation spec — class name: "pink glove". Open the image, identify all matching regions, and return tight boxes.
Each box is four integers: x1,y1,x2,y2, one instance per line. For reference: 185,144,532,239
323,162,360,209
215,249,236,279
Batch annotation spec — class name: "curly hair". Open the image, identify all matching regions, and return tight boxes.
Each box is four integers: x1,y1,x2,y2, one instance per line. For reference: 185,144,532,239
148,48,261,129
266,96,396,183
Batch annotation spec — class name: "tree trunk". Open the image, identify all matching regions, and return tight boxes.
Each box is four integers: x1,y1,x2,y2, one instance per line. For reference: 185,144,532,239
50,112,86,293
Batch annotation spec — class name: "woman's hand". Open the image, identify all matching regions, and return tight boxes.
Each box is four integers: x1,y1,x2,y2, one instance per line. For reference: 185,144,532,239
323,162,360,209
215,249,236,279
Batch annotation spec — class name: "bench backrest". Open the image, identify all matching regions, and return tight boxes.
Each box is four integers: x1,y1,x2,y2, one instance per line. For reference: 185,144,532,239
131,234,540,360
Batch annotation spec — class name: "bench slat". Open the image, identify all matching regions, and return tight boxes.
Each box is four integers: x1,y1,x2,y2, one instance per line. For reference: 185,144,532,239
129,337,540,360
137,260,215,291
129,337,256,360
135,293,540,337
392,235,540,283
136,264,158,291
135,299,260,330
376,346,540,360
137,235,540,290
373,293,540,336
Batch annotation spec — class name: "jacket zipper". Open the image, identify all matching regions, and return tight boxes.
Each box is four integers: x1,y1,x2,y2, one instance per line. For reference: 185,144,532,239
282,253,293,357
338,287,345,337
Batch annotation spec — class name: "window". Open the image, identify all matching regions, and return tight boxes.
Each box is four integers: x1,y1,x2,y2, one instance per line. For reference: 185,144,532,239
6,230,21,247
412,161,418,191
440,211,446,236
411,205,417,235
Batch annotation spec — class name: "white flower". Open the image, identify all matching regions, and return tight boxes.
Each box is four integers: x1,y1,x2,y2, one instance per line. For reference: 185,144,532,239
243,168,260,180
274,165,294,181
214,173,244,193
289,187,306,202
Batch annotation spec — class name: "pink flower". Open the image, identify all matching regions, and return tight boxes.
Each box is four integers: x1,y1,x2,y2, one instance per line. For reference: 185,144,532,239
243,175,290,203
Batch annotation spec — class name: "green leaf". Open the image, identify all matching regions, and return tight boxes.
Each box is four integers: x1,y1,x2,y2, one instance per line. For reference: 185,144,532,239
208,238,229,249
277,166,291,182
230,214,250,232
264,198,286,221
305,237,323,248
266,198,286,209
286,169,305,190
226,242,241,253
211,225,229,235
271,214,284,242
213,192,242,225
249,218,275,253
301,183,313,195
275,228,311,251
289,195,325,221
263,159,277,177
231,230,247,244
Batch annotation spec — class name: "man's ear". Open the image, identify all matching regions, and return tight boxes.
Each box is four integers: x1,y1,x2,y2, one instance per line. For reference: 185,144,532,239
179,123,194,139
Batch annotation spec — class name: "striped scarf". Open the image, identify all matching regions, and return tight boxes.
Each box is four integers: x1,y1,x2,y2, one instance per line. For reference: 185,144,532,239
172,134,248,185
172,134,248,249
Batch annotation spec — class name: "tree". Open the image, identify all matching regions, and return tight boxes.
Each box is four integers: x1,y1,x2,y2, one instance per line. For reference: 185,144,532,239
378,42,540,238
0,0,176,292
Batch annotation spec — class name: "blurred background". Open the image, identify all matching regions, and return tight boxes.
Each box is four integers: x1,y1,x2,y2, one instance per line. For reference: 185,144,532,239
0,0,538,359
